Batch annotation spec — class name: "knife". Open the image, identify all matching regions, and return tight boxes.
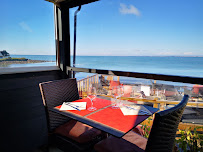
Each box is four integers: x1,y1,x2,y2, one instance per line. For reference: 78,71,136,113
65,103,81,111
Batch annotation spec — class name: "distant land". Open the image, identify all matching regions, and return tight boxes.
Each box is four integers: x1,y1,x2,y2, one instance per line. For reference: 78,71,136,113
0,51,53,67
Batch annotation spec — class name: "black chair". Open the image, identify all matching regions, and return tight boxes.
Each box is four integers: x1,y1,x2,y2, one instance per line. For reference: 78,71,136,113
94,94,189,152
39,78,105,152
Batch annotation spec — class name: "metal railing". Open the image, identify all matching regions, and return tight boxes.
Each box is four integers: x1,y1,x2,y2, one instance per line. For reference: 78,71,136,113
67,66,203,85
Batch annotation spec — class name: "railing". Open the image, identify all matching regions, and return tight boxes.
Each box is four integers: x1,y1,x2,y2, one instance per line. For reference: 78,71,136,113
77,74,120,95
77,74,99,93
77,74,203,109
120,97,203,109
67,66,203,85
72,67,203,131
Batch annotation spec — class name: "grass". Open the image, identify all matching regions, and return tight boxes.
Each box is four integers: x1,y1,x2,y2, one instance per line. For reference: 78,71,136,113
0,57,28,62
0,57,49,67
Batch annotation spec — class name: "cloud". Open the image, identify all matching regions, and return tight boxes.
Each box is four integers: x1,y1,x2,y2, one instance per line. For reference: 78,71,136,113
19,21,32,32
158,51,177,56
183,52,193,55
119,3,141,16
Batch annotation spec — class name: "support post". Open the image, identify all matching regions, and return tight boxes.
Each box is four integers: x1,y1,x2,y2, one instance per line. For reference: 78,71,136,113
55,4,71,77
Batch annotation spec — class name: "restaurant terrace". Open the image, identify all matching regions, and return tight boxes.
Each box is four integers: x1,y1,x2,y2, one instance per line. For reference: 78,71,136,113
1,0,203,152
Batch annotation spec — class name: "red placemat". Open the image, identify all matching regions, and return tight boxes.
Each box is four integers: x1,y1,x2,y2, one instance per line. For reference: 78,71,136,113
86,106,151,133
55,98,112,116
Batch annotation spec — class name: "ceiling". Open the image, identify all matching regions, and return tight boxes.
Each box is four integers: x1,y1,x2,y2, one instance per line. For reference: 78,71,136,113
45,0,99,8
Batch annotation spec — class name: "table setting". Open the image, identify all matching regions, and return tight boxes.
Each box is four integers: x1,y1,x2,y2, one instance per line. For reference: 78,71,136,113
53,84,158,137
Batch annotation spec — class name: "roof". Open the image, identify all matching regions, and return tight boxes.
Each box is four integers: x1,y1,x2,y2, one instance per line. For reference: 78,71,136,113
45,0,99,8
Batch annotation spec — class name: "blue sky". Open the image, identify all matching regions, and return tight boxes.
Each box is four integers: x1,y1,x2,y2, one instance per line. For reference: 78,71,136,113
0,0,55,55
1,0,203,56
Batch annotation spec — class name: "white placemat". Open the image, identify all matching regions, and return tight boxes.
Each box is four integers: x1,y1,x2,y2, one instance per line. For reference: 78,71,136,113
120,105,152,115
59,102,86,111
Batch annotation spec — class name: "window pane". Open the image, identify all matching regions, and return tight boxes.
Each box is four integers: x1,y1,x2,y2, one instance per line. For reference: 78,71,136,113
70,0,203,77
0,0,56,68
76,73,203,124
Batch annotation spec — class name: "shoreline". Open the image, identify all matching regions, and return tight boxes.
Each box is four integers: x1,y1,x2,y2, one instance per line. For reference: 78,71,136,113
0,60,54,67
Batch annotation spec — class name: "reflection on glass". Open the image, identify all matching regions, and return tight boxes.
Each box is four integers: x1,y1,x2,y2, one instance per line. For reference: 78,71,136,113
111,85,124,109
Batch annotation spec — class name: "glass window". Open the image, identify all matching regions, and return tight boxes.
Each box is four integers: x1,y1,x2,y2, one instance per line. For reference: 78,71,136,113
70,0,203,78
76,73,203,125
0,0,56,69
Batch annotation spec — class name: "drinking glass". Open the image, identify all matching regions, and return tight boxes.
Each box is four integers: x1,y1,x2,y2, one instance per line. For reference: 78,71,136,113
87,85,97,111
111,85,124,109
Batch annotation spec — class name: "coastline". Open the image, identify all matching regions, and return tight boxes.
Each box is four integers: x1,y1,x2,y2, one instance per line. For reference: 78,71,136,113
0,59,53,67
3,55,203,79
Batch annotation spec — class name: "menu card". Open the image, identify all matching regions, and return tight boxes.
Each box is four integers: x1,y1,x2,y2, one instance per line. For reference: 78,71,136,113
120,105,152,116
59,102,87,111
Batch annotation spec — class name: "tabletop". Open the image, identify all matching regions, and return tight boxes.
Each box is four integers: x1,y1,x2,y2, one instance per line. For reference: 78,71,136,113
53,96,158,137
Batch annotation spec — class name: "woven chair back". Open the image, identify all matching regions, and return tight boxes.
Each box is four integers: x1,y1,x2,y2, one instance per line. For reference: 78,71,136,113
146,95,189,152
39,78,79,131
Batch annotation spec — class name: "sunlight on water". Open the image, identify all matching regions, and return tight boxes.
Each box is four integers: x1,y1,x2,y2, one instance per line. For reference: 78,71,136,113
2,55,202,81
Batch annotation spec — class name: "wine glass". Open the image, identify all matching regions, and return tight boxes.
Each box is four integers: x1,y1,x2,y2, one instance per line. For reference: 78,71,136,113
111,85,124,109
119,85,124,105
87,85,97,111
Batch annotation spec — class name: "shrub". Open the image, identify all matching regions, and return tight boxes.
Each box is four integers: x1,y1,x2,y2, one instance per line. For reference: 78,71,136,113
175,127,203,152
141,117,152,138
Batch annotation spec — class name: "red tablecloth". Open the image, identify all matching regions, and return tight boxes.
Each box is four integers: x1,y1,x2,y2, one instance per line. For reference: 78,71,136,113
55,97,158,137
86,106,151,133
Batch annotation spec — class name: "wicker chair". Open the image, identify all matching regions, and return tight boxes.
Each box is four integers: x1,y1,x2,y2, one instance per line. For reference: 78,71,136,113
39,78,104,152
94,94,189,152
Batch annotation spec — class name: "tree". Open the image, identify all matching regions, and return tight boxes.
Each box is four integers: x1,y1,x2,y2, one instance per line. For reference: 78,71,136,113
0,50,10,56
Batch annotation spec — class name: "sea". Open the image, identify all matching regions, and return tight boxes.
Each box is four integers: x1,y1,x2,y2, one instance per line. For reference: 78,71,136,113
5,55,203,87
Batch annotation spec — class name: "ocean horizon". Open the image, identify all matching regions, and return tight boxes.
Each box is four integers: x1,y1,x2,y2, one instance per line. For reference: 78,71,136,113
3,54,203,87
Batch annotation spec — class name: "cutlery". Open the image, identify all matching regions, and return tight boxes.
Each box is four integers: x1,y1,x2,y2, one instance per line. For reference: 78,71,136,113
124,105,149,115
65,103,81,111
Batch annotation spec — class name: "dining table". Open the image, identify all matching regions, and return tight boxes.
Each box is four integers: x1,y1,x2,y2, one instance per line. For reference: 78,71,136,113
52,96,159,138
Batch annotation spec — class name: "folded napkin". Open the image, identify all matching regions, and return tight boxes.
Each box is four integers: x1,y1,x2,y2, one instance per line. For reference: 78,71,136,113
120,105,152,116
59,102,87,111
